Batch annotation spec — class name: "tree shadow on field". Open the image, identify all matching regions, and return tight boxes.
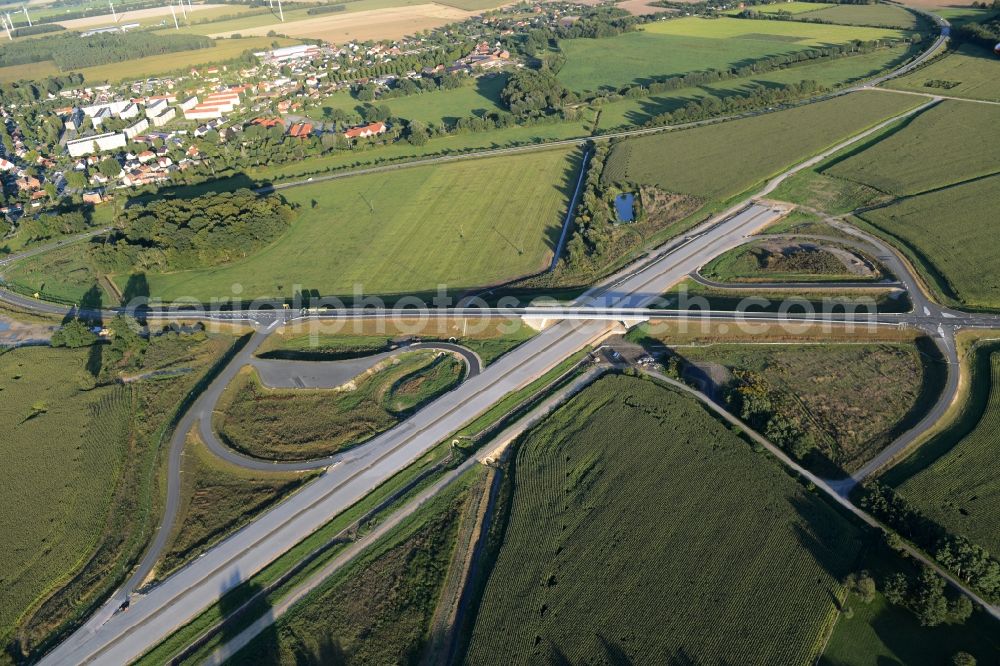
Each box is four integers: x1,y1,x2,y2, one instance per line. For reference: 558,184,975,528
294,634,350,665
78,284,104,378
127,173,271,206
788,494,860,596
542,147,590,256
597,634,634,666
121,272,150,323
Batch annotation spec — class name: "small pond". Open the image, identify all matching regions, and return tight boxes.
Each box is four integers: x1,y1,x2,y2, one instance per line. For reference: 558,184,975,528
614,193,635,223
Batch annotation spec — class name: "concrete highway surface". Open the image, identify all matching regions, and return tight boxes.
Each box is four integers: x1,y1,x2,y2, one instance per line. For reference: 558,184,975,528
19,13,1000,662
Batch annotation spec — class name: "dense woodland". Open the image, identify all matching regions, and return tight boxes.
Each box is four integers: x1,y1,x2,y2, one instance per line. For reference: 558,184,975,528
91,190,295,273
0,32,212,70
500,69,576,117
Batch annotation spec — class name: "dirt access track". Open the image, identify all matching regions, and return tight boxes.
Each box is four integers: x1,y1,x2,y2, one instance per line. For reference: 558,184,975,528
210,3,472,43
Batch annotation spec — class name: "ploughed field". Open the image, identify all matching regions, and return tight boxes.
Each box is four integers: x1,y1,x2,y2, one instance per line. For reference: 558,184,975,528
464,374,862,664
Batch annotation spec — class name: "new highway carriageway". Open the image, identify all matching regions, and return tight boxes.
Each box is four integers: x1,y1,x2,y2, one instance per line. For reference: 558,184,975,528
3,14,996,662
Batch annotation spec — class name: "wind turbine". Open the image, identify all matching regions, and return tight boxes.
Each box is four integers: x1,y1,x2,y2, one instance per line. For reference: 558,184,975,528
21,5,29,27
108,0,117,22
169,2,179,29
0,16,11,40
277,0,284,21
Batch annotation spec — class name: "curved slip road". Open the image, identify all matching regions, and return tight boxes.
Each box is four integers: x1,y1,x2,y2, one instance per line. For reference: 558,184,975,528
689,232,905,291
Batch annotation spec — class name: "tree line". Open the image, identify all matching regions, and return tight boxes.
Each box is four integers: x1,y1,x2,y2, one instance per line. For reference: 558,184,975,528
0,31,212,70
90,190,295,273
953,11,1000,49
859,482,1000,602
606,39,914,103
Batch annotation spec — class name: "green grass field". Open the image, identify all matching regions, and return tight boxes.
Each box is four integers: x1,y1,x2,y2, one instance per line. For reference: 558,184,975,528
0,347,131,650
126,148,580,302
0,58,59,83
251,115,594,183
856,173,1000,310
886,43,1000,103
595,45,914,130
557,17,910,92
217,351,463,460
821,592,1000,665
825,101,1000,197
3,242,110,305
736,2,827,15
313,74,507,127
770,166,890,215
891,350,1000,555
673,342,936,472
464,374,862,664
602,90,922,202
798,3,920,29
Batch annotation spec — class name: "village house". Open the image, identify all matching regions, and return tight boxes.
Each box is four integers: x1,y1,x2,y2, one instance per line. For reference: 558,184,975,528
344,121,387,140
